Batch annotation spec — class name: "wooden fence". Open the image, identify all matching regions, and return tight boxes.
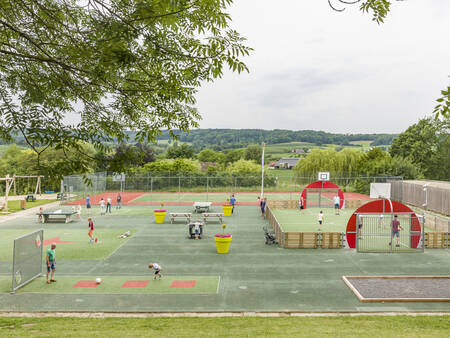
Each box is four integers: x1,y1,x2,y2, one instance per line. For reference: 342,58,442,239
425,233,449,249
391,181,450,216
266,205,284,247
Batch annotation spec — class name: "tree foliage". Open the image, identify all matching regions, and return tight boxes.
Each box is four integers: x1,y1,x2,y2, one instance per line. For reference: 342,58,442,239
166,143,195,159
0,0,251,177
390,117,449,180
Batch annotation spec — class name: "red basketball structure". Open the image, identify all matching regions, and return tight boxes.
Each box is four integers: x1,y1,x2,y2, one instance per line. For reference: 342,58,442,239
300,181,344,209
345,199,421,249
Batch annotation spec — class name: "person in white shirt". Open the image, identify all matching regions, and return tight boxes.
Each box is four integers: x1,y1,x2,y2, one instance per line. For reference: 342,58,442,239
99,198,105,215
333,195,340,215
318,210,324,231
106,197,112,213
76,204,82,221
148,263,162,280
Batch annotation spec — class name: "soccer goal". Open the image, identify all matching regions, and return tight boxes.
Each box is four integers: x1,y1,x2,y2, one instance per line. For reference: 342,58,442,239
355,213,424,253
11,229,44,293
306,188,339,208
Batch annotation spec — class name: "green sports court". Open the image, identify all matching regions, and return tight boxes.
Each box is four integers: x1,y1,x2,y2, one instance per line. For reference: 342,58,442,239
0,202,449,313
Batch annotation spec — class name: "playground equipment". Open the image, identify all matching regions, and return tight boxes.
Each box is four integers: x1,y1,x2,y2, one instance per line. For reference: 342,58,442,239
0,174,43,212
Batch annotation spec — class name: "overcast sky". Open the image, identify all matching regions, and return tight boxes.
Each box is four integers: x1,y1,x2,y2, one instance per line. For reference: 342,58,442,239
195,0,450,133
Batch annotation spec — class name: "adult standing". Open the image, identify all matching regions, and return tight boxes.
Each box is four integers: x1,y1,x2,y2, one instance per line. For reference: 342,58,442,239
86,195,91,214
390,215,403,248
260,197,267,219
106,197,112,213
116,194,122,209
230,194,236,214
333,195,340,215
46,243,56,284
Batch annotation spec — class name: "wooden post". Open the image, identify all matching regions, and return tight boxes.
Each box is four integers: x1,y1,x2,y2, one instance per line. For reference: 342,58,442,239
4,174,12,212
13,174,16,195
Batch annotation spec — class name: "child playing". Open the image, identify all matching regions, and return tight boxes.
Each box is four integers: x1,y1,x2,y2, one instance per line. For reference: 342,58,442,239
76,204,82,221
318,210,324,231
149,263,162,280
38,207,44,223
194,222,201,240
99,198,105,215
88,217,95,244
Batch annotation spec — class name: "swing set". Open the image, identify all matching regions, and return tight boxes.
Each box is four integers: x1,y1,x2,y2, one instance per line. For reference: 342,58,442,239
0,174,43,212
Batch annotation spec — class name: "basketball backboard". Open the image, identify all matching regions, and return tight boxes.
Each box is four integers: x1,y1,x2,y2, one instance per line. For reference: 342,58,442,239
318,172,330,181
370,183,391,199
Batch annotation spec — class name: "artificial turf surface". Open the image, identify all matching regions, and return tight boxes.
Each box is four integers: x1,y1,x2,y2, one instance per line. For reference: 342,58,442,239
272,207,354,232
0,228,136,261
129,192,297,204
0,205,449,313
0,276,219,294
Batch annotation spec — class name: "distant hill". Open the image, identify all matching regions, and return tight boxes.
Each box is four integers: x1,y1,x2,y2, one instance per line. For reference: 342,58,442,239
1,129,396,151
156,129,397,151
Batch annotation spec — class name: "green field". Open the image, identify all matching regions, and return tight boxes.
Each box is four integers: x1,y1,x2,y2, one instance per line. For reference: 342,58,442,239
272,208,354,232
0,276,219,294
0,205,449,314
129,192,299,204
0,316,449,337
1,316,449,337
0,228,135,261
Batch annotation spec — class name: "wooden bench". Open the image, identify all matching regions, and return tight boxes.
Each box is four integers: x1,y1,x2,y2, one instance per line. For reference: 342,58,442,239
202,213,223,224
170,212,192,224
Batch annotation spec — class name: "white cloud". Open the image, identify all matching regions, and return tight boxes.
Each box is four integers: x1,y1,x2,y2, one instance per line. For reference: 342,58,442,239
195,0,450,133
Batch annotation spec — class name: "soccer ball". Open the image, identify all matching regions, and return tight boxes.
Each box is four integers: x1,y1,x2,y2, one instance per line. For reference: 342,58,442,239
96,278,102,284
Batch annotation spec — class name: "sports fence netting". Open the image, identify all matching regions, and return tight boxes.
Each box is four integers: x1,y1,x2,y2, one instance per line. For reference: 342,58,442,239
306,189,339,208
356,213,424,253
12,229,44,293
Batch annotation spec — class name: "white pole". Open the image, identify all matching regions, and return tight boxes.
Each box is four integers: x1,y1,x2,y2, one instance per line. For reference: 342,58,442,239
261,143,265,199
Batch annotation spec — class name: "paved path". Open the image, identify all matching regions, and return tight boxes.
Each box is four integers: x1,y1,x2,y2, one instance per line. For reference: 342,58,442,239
0,201,62,224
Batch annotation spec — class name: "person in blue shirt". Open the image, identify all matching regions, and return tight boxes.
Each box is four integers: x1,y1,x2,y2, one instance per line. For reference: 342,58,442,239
230,194,236,214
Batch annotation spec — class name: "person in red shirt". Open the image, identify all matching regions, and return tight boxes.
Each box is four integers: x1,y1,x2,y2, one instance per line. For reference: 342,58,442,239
390,215,403,247
88,217,95,244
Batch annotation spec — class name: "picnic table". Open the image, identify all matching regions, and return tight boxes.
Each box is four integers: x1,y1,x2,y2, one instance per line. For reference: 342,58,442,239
37,210,77,223
193,202,212,213
170,212,192,224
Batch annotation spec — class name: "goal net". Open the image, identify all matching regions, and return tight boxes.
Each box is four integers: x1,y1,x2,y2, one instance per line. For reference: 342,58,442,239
306,188,339,208
356,213,423,253
11,229,44,293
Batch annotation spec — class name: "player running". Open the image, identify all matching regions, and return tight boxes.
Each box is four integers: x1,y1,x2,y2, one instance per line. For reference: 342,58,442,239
149,263,162,280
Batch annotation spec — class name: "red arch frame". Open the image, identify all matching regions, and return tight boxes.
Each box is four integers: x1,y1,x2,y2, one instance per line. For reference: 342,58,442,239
345,199,421,249
300,181,344,209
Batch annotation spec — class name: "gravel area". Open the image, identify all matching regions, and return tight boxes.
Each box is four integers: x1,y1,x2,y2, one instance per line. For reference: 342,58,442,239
348,278,450,299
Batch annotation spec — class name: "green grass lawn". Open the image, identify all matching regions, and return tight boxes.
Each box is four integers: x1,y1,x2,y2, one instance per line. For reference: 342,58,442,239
0,316,449,337
0,228,135,261
0,275,219,294
1,199,58,214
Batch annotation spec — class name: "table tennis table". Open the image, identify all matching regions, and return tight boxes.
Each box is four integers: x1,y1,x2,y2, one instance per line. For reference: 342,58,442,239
193,202,212,213
37,210,77,223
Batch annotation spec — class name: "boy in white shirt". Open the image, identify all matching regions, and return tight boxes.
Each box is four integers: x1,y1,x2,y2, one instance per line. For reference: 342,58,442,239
149,263,162,280
318,210,324,231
